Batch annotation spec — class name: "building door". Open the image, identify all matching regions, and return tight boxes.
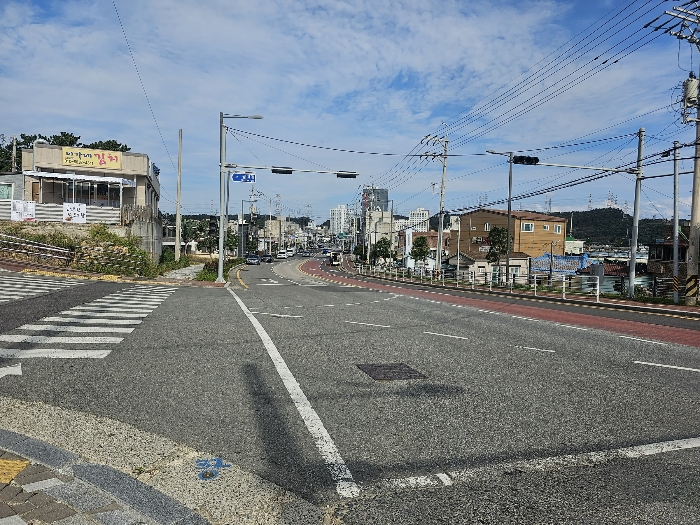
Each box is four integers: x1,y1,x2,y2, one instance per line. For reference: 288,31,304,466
31,182,40,203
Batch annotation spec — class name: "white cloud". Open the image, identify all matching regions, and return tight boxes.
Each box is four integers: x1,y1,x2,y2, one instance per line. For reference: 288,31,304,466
0,0,694,222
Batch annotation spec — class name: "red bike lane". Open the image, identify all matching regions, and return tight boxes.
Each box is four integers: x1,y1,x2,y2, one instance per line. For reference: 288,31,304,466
300,259,700,348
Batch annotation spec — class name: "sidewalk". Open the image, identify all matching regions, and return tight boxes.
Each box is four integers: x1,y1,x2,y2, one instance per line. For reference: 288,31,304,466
0,429,207,525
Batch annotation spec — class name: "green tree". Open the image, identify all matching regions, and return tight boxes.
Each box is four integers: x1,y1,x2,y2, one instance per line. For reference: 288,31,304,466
409,236,430,267
225,230,240,254
246,238,258,254
486,226,511,280
180,218,206,255
371,237,391,262
83,139,130,152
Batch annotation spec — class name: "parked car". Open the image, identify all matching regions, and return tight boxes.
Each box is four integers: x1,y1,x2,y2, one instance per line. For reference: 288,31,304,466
277,251,288,259
441,263,457,277
246,254,260,265
261,254,274,263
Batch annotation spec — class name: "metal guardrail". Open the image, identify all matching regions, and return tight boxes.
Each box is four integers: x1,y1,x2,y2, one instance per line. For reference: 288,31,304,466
0,232,73,266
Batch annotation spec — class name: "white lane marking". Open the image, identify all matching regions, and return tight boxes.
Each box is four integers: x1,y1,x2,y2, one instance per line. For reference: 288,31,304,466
18,325,135,333
59,311,148,317
555,324,588,330
257,283,286,286
633,361,700,373
227,288,359,498
424,331,469,341
620,336,668,345
71,306,153,312
381,436,700,493
0,364,22,379
258,313,304,318
345,321,391,328
0,335,122,344
435,473,453,486
0,349,111,358
41,317,142,325
92,299,164,305
322,304,335,307
515,345,555,353
385,475,437,489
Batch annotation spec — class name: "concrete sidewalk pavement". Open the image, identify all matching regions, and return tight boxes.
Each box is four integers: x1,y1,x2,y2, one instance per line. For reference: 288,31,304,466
0,397,324,525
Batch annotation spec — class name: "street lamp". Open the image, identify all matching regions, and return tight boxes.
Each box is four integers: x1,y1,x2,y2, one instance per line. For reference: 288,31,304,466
486,150,514,283
218,113,263,283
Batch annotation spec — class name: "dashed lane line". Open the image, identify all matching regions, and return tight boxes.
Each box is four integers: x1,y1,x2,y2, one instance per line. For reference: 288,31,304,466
514,345,555,353
345,321,391,328
620,336,668,345
633,361,700,373
424,331,470,341
0,349,111,358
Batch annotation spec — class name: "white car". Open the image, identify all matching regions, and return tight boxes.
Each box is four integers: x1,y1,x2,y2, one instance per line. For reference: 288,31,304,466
277,251,288,259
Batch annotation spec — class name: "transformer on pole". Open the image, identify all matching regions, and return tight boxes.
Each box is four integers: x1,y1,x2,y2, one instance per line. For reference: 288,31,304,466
647,2,700,303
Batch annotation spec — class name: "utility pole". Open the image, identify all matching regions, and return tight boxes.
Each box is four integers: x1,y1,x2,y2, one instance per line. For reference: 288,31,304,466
628,128,645,299
175,129,182,261
420,125,449,271
648,6,700,303
11,135,16,173
674,141,680,304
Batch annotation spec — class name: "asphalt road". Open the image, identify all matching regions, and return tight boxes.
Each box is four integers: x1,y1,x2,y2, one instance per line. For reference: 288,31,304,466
1,262,700,523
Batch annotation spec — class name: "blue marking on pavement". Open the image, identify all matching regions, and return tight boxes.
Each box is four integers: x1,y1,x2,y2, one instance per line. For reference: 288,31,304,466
195,458,231,480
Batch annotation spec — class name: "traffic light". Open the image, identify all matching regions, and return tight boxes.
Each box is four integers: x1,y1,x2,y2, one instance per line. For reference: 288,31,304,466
513,155,539,165
208,216,218,236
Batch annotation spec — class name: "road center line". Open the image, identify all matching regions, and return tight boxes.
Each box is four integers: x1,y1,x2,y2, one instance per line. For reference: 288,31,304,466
633,361,700,373
345,321,391,328
424,331,469,341
227,287,359,498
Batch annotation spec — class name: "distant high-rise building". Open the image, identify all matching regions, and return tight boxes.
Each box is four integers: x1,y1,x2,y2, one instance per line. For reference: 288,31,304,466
330,205,351,234
409,208,429,232
362,187,389,212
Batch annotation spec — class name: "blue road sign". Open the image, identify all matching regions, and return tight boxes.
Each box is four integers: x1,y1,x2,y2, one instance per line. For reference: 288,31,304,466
231,172,256,183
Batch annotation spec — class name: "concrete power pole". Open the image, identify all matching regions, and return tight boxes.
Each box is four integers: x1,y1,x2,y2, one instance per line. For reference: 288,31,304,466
175,129,182,261
628,128,645,299
421,126,449,272
648,6,700,303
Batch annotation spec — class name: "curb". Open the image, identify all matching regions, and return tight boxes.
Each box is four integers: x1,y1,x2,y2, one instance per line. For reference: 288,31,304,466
0,429,209,525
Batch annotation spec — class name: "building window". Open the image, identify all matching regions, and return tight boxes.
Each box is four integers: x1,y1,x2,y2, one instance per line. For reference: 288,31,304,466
521,222,534,232
510,266,520,276
0,183,12,200
484,223,490,231
554,224,562,234
543,224,550,231
478,266,485,274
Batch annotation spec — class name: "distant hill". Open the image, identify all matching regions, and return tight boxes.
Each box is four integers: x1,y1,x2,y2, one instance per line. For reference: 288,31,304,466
548,208,665,246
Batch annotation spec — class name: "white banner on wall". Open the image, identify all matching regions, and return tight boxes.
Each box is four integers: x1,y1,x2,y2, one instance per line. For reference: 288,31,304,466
10,200,36,222
63,203,87,223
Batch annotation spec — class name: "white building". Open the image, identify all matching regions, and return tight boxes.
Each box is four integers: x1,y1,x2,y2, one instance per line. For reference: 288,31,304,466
409,208,429,232
330,204,351,234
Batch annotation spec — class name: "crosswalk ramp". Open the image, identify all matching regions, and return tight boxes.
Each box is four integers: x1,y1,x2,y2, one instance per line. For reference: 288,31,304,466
0,273,85,303
0,285,177,361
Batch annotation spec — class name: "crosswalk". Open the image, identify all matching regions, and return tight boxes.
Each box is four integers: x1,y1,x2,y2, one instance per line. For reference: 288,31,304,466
0,285,177,361
0,274,85,303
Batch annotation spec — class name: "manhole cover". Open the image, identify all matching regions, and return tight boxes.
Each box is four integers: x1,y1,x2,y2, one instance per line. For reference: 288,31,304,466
356,363,427,381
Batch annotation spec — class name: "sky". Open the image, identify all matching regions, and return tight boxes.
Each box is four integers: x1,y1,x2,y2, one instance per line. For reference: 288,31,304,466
1,0,698,225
